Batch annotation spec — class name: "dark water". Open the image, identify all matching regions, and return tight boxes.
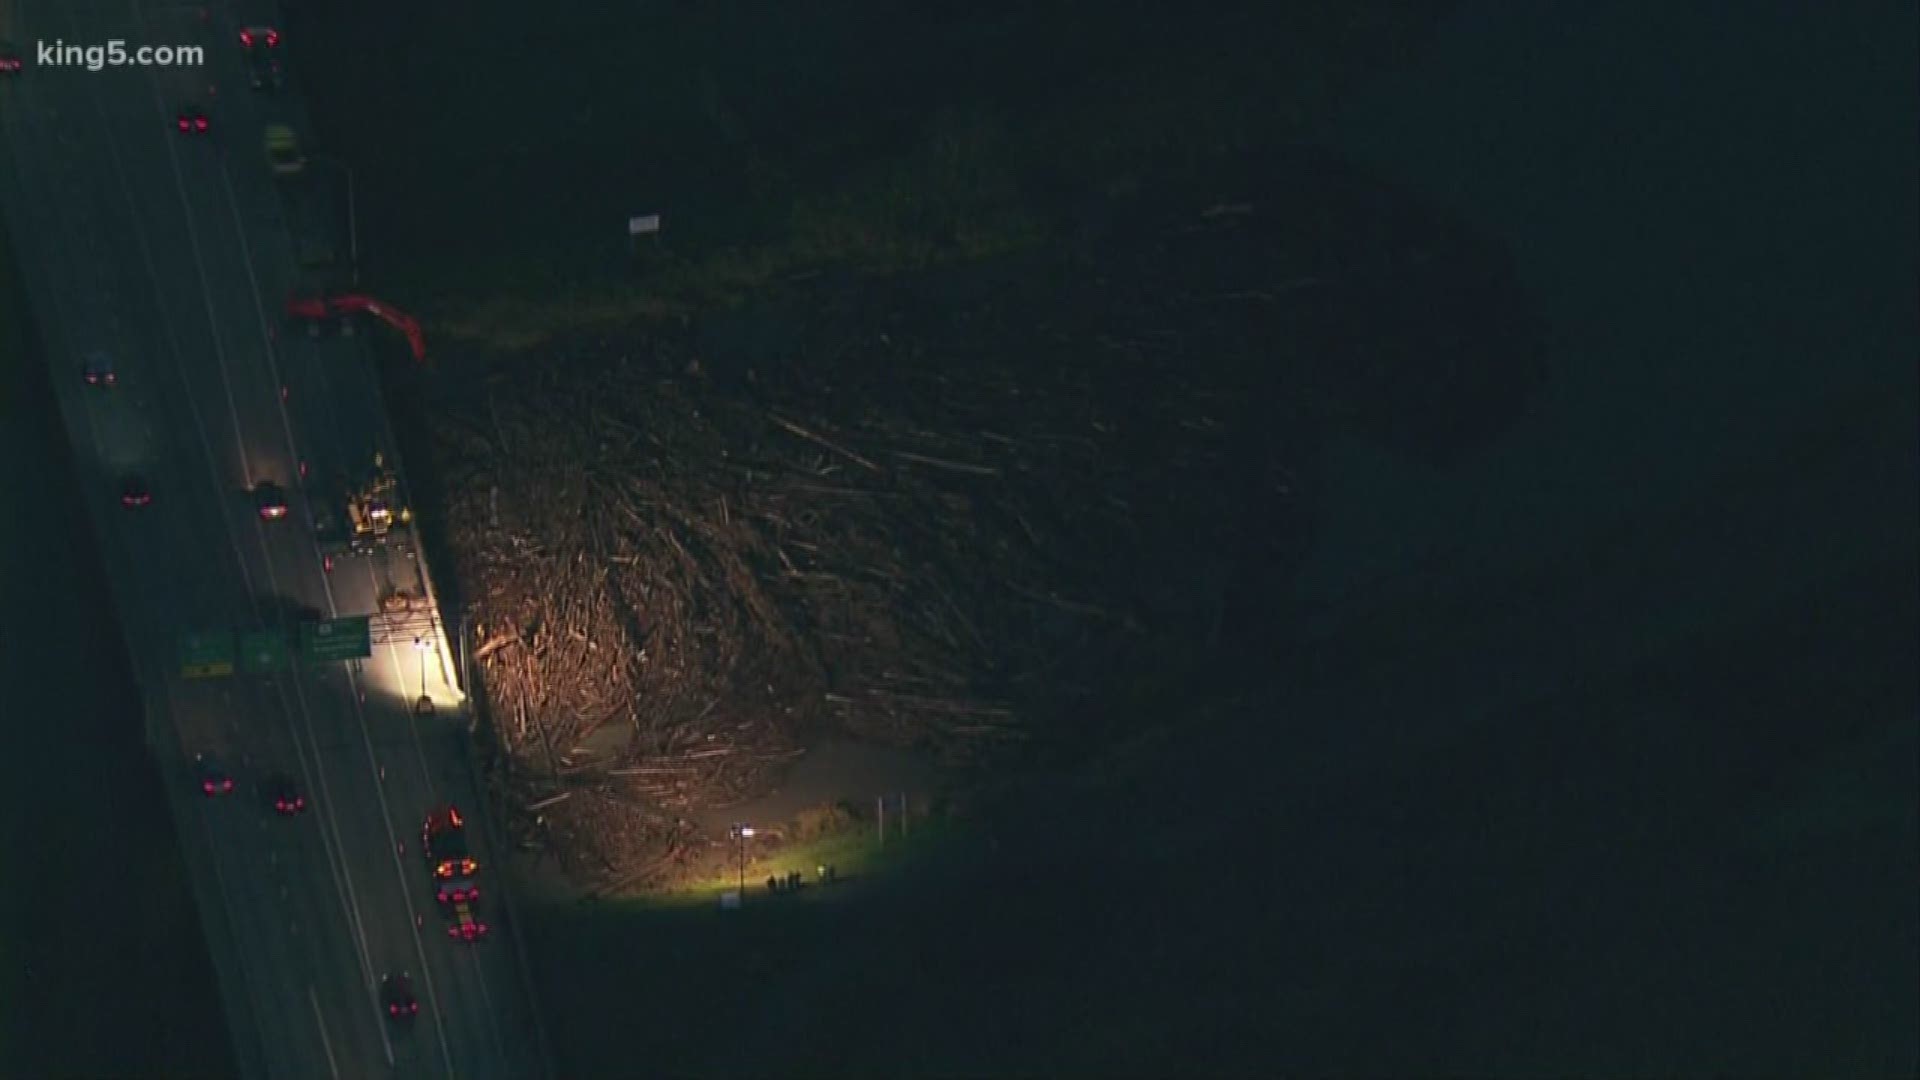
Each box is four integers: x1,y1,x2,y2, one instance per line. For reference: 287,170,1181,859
0,224,232,1077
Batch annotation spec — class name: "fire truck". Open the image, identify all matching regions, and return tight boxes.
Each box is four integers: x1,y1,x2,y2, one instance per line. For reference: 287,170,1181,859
422,805,479,881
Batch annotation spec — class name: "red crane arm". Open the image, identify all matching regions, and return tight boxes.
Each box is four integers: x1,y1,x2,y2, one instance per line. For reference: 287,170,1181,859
283,292,427,363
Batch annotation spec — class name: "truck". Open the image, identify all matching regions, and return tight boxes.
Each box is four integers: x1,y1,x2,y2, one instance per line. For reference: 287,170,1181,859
422,806,478,880
283,178,337,271
313,449,414,557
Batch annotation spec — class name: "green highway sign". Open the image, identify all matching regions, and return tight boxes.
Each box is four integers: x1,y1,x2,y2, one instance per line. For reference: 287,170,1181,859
300,616,372,663
240,628,292,673
178,629,236,678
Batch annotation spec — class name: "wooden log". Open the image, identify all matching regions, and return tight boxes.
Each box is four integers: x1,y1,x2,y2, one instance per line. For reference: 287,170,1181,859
890,450,1001,477
768,413,882,473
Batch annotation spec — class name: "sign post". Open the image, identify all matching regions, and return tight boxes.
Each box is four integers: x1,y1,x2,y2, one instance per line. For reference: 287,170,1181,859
239,628,292,673
627,212,661,259
178,629,236,678
299,616,372,664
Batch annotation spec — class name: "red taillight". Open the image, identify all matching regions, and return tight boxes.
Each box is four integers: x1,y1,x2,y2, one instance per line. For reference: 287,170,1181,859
296,797,306,810
267,30,280,47
239,30,252,47
388,1004,398,1016
409,1002,419,1014
195,117,209,132
176,117,188,132
202,780,214,794
446,927,458,939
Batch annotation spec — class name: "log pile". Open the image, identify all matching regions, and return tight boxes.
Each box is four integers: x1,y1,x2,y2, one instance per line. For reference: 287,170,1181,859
424,182,1496,888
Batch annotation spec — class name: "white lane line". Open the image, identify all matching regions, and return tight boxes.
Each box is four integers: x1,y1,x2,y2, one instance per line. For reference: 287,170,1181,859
365,557,510,1067
369,557,443,788
106,6,393,1061
131,76,260,489
101,0,379,988
340,662,460,1080
308,985,342,1080
218,204,453,1076
190,790,279,1066
467,944,511,1067
212,149,305,470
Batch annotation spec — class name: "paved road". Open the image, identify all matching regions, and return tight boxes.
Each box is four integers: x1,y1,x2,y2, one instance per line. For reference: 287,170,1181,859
0,2,546,1077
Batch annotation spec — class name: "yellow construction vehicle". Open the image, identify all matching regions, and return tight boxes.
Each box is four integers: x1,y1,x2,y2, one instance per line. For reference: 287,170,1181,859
317,450,413,555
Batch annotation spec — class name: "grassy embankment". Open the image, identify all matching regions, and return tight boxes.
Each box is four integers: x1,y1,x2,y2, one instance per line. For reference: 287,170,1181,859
0,215,233,1078
294,1,1437,350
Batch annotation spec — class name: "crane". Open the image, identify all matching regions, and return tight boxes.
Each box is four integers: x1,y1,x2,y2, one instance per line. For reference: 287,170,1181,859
285,291,426,363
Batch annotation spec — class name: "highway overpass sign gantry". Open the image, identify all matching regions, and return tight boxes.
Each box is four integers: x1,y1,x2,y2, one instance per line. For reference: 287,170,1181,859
178,630,236,679
239,628,293,673
299,616,372,663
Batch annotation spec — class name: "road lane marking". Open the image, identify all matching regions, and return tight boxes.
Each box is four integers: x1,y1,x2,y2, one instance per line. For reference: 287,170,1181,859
132,32,259,490
71,0,392,1054
131,32,390,1020
42,15,264,608
341,663,459,1080
308,985,341,1080
213,151,307,484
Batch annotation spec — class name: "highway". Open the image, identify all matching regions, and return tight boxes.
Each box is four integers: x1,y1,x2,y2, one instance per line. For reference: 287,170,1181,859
0,2,546,1077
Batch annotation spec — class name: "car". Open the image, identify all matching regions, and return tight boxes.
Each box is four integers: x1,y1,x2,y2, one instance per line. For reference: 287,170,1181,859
237,25,281,49
0,40,23,74
422,806,478,880
382,972,419,1020
81,351,116,387
266,772,305,815
446,900,488,942
194,753,235,796
435,873,479,905
264,124,304,176
120,475,152,508
174,104,211,135
254,481,289,520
